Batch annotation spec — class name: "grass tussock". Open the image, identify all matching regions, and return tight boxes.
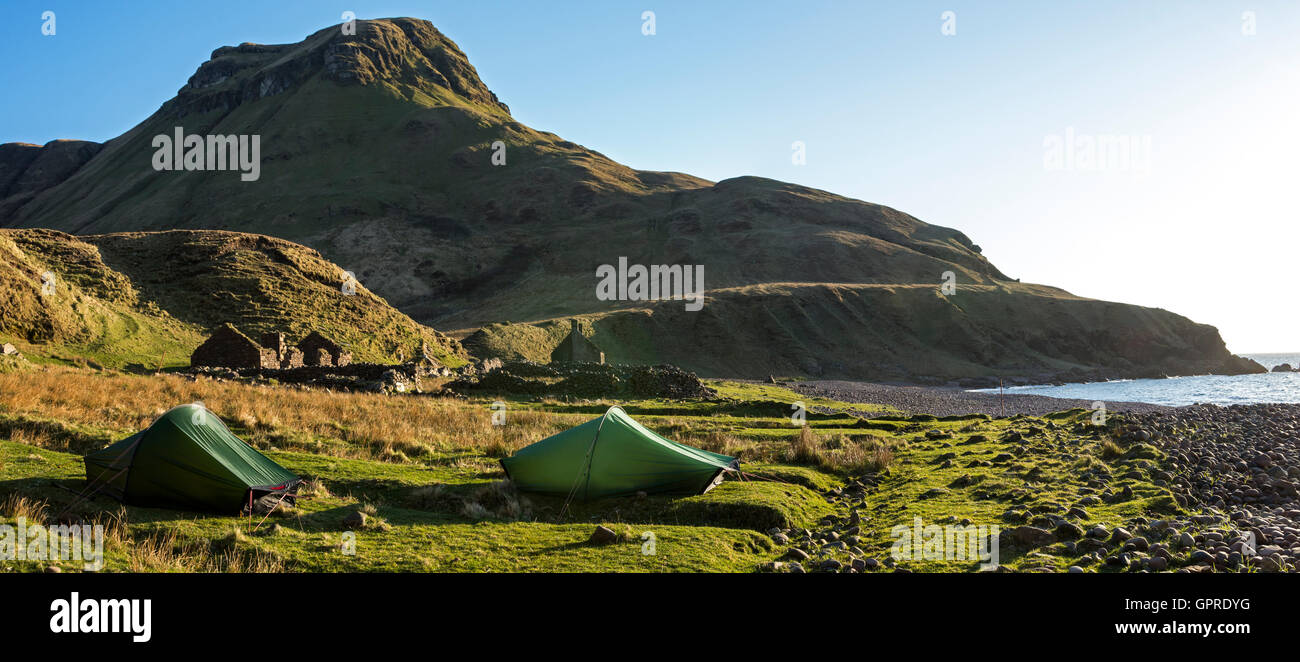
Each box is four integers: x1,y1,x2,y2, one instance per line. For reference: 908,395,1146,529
297,479,330,499
788,425,824,465
782,427,894,474
1100,440,1125,461
696,431,747,458
1,493,48,523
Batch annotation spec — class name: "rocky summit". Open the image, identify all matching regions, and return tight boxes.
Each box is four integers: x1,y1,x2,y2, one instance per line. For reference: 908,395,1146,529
0,17,1263,383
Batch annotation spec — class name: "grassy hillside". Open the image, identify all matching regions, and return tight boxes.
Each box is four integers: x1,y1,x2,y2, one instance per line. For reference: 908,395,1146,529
464,282,1259,382
0,21,995,324
0,17,1254,382
0,229,201,367
0,228,464,368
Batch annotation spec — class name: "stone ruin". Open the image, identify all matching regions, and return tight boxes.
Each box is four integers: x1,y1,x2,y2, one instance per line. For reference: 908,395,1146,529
550,319,605,364
186,327,465,395
261,332,304,369
191,324,278,369
190,325,347,370
299,331,352,367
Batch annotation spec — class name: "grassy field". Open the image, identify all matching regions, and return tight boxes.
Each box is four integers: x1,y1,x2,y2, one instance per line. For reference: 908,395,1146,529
0,366,1221,573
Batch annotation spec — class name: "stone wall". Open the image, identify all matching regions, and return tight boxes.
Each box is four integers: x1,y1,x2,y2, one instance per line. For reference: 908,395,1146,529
300,332,351,367
260,332,304,369
191,324,278,369
307,347,332,367
448,360,715,400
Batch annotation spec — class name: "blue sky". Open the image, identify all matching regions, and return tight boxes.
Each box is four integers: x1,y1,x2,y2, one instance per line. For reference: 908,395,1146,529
5,1,1299,352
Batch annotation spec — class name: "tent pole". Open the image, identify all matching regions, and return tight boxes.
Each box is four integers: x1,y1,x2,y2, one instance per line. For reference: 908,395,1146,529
251,490,292,532
56,465,132,520
59,435,143,519
559,412,612,518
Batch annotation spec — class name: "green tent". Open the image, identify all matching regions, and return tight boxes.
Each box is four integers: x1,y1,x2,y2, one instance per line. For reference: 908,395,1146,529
501,406,738,499
83,404,300,513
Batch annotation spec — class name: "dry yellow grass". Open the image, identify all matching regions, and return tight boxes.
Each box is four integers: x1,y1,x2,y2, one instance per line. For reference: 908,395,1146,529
787,425,824,465
780,427,895,474
0,494,277,572
0,367,568,464
1,493,49,523
126,527,286,573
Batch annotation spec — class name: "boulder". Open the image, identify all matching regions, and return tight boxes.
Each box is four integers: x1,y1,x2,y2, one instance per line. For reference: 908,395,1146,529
588,525,619,545
1054,522,1085,540
342,510,367,530
1006,526,1055,547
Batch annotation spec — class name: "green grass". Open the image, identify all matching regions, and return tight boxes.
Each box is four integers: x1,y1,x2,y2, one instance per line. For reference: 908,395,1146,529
0,372,1229,574
0,439,779,572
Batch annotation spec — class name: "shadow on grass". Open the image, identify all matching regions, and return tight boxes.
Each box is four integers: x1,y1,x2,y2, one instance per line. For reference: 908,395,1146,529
0,415,119,455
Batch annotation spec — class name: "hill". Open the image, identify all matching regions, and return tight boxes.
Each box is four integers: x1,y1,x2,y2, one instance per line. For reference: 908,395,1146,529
0,228,463,368
464,283,1258,384
0,17,1259,381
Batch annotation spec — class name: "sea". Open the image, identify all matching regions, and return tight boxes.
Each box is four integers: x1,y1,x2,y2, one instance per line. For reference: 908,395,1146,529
968,353,1300,407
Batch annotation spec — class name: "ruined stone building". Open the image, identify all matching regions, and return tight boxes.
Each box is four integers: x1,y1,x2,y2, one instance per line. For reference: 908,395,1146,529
550,319,605,364
260,332,304,369
190,324,278,369
191,326,352,370
299,331,352,367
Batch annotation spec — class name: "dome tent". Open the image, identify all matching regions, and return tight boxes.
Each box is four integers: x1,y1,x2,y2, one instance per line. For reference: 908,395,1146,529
501,406,738,499
83,404,300,513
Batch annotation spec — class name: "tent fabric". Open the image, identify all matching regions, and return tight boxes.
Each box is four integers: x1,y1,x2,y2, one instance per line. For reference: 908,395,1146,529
83,404,299,512
501,406,738,499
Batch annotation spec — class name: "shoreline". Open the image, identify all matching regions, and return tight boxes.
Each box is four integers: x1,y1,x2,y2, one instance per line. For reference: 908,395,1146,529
787,379,1172,417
